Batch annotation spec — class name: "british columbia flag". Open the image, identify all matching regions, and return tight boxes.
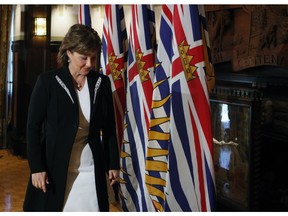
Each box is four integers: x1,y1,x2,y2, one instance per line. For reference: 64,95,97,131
144,4,173,212
107,4,215,212
119,5,156,212
101,5,127,148
166,5,215,211
144,4,215,211
78,4,91,27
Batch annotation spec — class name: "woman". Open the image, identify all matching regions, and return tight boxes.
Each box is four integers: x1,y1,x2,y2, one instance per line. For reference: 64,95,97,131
23,24,120,211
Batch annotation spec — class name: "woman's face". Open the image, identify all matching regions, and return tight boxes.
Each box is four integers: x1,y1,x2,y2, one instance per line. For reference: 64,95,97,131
67,50,97,75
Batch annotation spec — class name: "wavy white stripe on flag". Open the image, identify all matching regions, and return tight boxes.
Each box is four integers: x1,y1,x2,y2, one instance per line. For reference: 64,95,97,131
101,5,127,148
164,5,216,211
120,4,156,212
145,4,173,212
78,4,91,27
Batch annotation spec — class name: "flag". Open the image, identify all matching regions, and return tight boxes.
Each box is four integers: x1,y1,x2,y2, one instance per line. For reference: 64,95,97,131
78,4,91,27
164,5,216,211
120,5,156,212
101,5,128,148
145,4,173,212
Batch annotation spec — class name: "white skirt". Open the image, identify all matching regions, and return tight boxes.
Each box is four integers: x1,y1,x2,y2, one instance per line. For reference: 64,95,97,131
63,143,99,212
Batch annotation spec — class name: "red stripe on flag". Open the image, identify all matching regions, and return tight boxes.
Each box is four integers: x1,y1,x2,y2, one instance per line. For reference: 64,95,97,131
188,75,213,154
132,6,141,51
189,105,207,211
162,5,173,23
79,6,83,24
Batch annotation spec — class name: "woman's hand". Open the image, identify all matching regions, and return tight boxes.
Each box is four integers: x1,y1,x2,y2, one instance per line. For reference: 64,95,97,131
31,171,49,193
108,170,119,186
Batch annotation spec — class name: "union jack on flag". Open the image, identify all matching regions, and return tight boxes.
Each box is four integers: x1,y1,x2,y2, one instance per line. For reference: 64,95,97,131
78,4,91,27
101,5,128,148
120,5,157,212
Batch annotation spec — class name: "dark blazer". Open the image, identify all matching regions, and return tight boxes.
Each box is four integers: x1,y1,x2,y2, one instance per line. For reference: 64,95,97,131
23,66,120,211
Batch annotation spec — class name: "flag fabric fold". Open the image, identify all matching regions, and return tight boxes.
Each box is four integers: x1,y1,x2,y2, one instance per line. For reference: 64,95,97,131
144,4,173,212
120,4,156,212
101,5,128,148
78,4,91,27
165,5,215,211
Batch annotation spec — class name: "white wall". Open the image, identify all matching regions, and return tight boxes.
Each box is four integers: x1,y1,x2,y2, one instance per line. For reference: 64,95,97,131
51,5,78,41
51,5,162,41
90,5,105,38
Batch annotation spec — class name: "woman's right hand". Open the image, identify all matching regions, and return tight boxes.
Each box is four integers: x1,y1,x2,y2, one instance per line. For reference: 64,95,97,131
31,171,49,193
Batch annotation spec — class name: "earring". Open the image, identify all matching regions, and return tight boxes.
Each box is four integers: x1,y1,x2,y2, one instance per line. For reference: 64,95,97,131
68,58,71,63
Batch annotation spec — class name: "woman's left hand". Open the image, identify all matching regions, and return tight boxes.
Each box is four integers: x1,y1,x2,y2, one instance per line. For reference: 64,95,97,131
108,169,119,186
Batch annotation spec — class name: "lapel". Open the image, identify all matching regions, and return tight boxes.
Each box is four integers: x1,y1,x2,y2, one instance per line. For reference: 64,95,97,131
55,67,103,122
87,71,103,120
55,66,79,110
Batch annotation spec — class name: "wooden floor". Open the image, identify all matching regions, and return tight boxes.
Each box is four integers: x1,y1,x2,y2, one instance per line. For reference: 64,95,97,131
0,149,122,212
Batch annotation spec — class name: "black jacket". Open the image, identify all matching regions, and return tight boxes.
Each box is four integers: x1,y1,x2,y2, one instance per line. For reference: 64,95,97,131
23,66,119,211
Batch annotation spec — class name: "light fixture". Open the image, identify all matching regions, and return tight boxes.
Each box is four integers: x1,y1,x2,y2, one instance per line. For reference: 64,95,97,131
34,17,47,36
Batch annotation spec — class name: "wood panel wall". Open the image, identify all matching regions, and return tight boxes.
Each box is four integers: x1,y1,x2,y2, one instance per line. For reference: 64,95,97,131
8,5,51,157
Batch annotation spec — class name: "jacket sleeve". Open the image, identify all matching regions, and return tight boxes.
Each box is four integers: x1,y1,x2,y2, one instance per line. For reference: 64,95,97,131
26,74,49,173
101,76,120,171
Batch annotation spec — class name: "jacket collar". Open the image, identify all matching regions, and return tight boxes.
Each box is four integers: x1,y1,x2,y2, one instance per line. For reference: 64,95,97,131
55,66,103,119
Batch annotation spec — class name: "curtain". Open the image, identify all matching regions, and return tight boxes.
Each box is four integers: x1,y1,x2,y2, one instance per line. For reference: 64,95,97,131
0,5,12,146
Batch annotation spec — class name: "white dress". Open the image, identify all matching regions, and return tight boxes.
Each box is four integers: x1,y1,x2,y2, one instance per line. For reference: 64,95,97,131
63,79,100,212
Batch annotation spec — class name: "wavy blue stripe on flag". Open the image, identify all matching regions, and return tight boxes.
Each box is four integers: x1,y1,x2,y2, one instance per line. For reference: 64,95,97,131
120,4,156,212
78,5,91,27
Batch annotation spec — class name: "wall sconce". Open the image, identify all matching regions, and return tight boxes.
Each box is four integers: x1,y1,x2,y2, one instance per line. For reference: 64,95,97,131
34,17,47,36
